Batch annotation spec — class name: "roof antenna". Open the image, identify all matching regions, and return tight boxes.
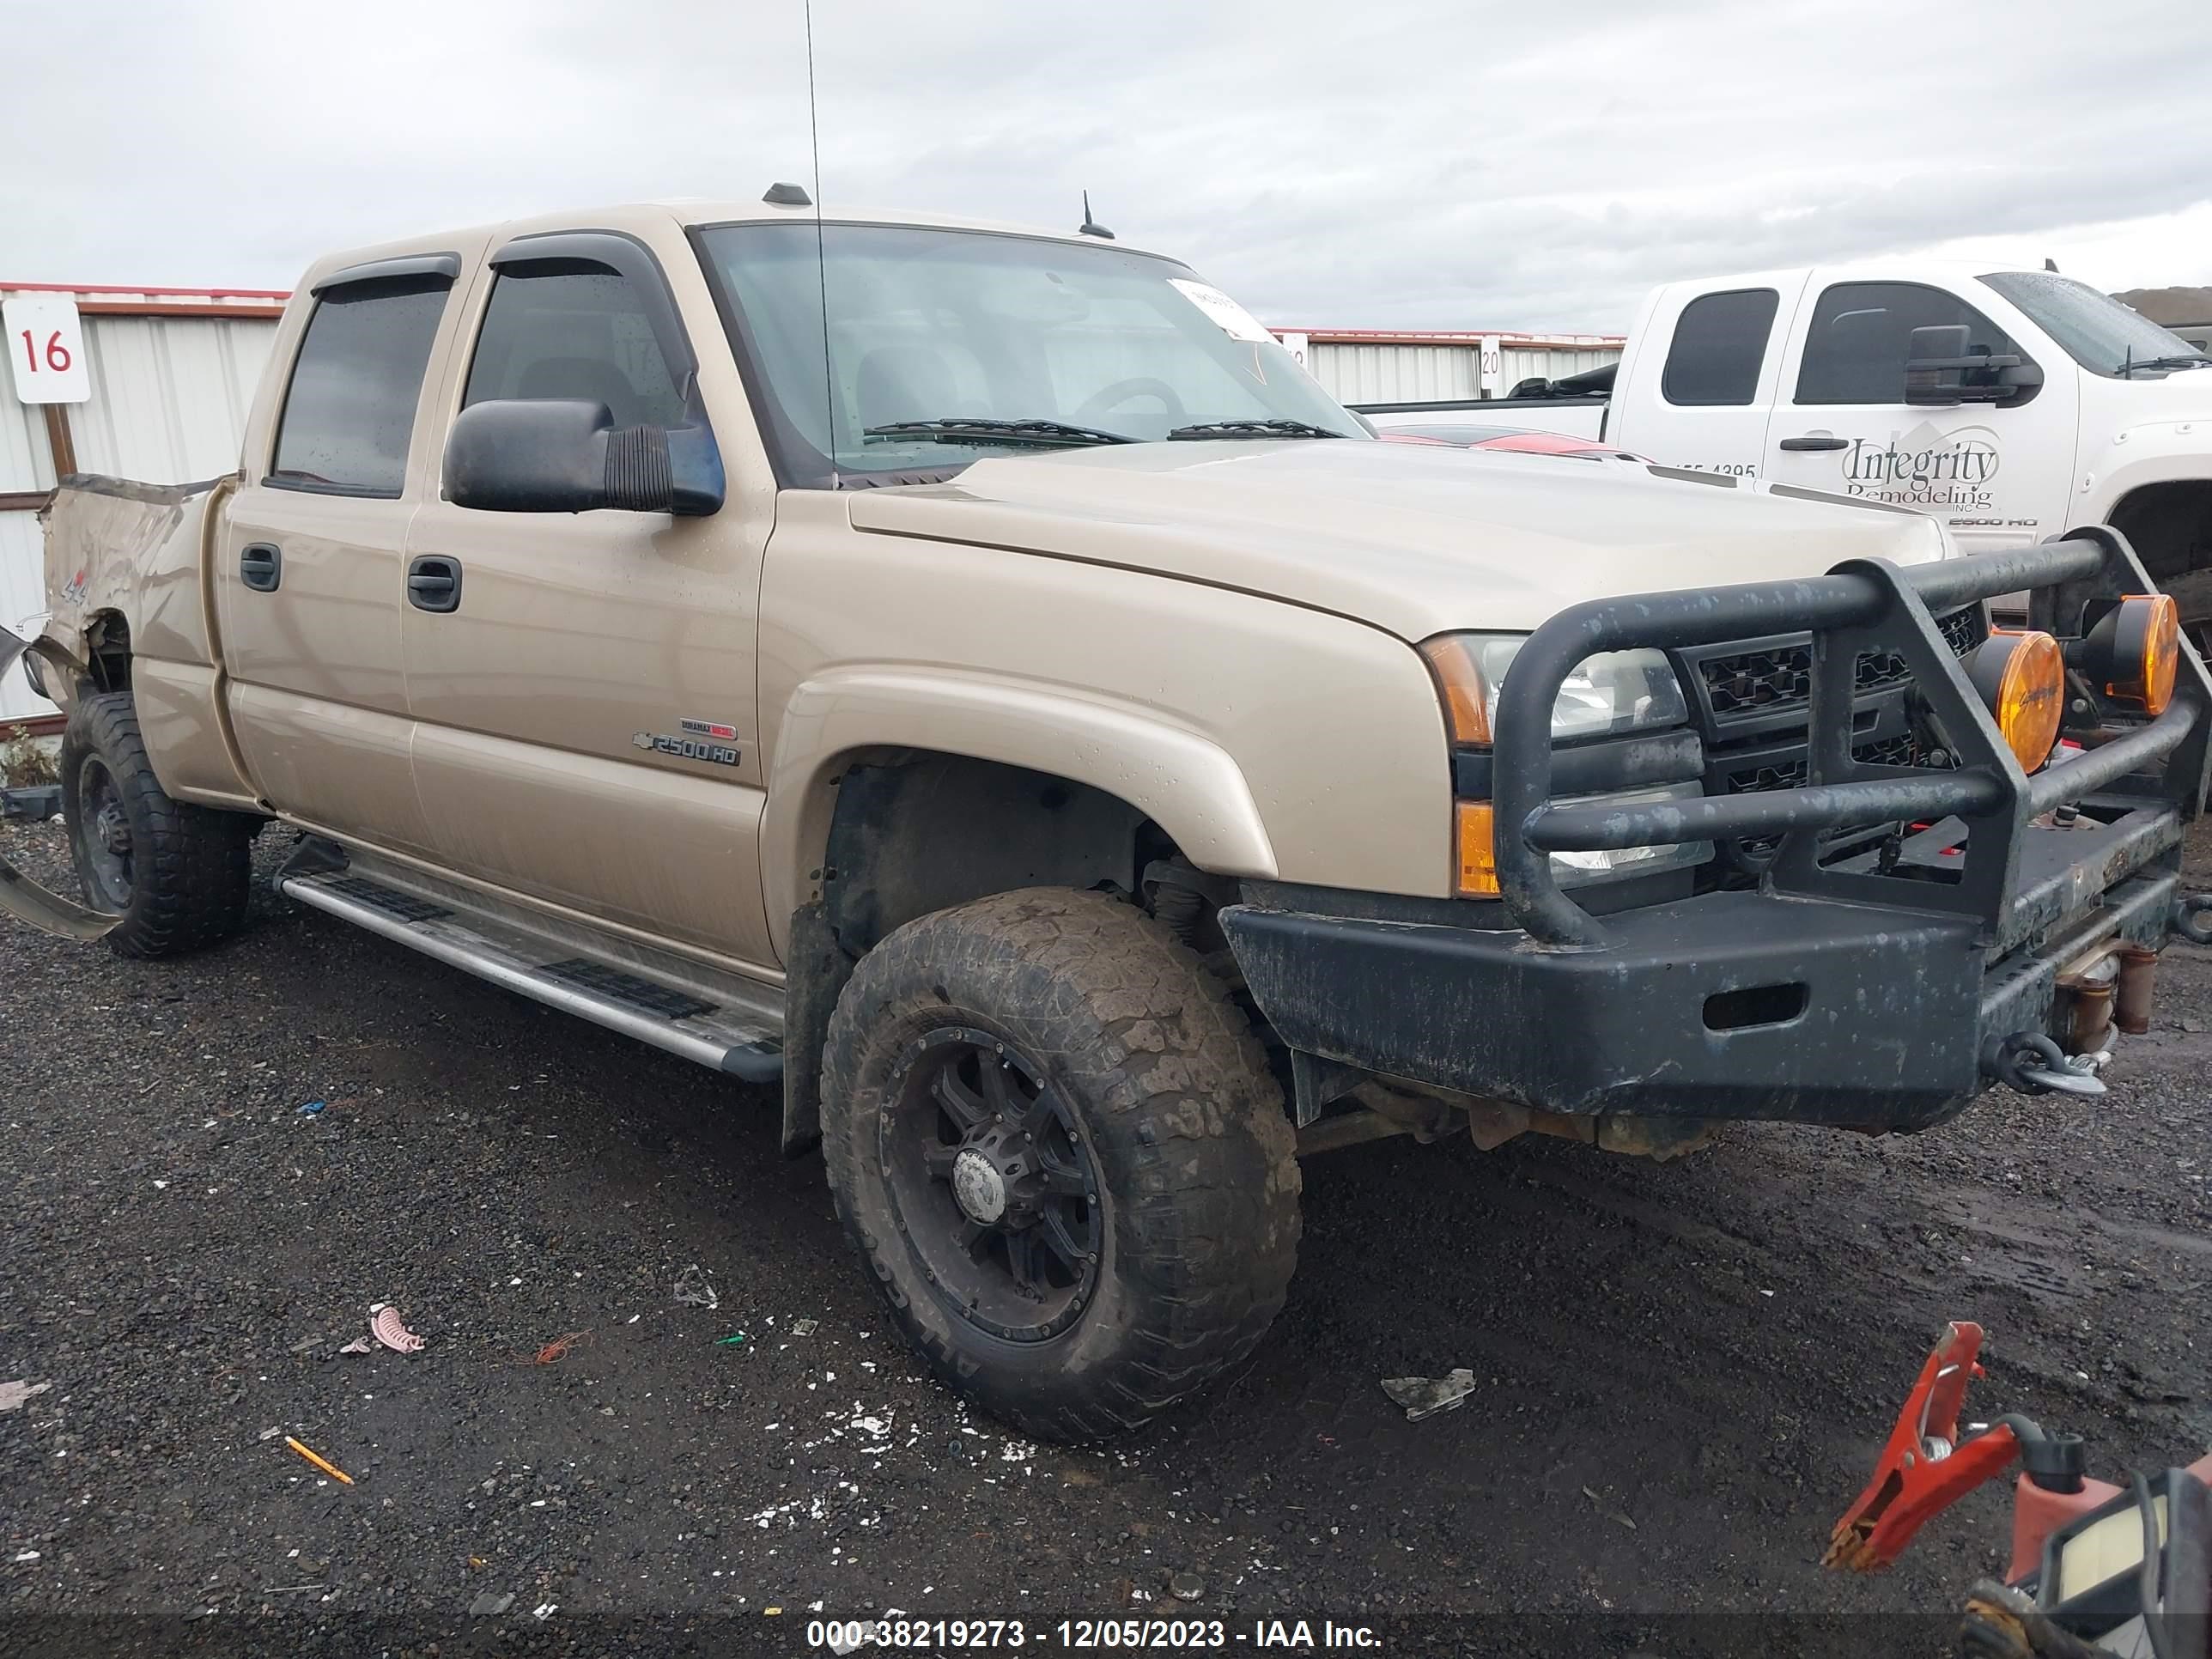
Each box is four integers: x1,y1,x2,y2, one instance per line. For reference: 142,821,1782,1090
2045,257,2059,272
801,0,837,486
1078,191,1115,240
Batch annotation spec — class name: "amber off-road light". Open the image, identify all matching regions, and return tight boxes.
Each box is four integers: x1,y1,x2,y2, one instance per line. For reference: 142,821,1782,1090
2095,592,2181,715
1966,629,2065,771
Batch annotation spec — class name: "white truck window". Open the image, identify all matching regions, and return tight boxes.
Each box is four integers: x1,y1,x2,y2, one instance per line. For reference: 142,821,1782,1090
1978,270,2204,380
1795,282,2023,405
1660,288,1778,407
268,281,448,496
462,269,686,430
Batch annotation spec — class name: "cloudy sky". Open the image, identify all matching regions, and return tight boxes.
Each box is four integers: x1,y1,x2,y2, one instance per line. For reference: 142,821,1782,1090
7,0,2209,332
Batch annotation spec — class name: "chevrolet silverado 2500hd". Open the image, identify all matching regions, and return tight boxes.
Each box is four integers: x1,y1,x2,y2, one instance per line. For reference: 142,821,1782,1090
3,199,2209,1439
1358,261,2212,650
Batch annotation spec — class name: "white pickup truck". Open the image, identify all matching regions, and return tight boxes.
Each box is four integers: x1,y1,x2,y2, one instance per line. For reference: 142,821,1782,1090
1357,261,2212,645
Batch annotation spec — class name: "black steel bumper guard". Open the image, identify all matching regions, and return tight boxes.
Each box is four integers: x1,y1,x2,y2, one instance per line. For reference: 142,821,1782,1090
1223,530,2212,1129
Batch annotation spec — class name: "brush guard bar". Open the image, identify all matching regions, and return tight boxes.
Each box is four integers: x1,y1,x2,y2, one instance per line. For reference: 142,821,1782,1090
1491,529,2212,951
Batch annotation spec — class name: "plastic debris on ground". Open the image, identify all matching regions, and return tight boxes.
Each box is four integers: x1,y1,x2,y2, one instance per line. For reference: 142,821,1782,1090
296,1100,325,1115
337,1337,374,1355
716,1333,747,1346
1169,1572,1205,1601
1381,1367,1478,1421
672,1264,720,1309
789,1317,818,1337
369,1306,426,1353
0,1379,52,1414
1583,1486,1638,1529
469,1591,514,1618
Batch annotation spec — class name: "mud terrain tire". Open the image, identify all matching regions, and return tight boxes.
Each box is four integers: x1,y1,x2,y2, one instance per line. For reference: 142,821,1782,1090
821,887,1301,1440
60,690,253,958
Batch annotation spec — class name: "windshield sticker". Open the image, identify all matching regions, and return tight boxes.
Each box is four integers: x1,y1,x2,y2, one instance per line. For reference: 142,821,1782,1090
1169,279,1274,344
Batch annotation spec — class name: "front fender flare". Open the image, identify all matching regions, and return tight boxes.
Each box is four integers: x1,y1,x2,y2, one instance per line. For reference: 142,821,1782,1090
760,666,1277,958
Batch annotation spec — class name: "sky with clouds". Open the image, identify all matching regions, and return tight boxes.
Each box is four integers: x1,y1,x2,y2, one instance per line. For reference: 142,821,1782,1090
6,0,2209,332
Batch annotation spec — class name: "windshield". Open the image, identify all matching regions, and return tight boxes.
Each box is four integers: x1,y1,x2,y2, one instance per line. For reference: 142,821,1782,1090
697,222,1360,485
1979,270,2204,377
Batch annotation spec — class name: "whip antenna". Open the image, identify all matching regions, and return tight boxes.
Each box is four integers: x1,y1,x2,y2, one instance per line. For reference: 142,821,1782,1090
805,0,837,485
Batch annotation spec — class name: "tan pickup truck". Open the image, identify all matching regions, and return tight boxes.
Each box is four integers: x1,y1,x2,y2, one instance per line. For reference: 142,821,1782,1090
5,196,2209,1439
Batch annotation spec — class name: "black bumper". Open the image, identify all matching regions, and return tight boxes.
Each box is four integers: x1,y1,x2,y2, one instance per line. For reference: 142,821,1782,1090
1224,530,2212,1131
1223,847,2180,1130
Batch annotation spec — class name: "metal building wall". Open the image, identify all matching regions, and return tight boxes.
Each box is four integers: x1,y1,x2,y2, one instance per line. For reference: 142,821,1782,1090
2,297,281,726
1299,337,1622,406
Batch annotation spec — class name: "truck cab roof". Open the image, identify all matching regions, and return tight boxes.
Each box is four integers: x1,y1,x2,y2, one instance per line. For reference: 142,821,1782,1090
299,199,1176,292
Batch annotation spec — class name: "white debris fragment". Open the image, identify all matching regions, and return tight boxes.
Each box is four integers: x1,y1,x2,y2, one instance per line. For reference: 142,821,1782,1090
0,1380,52,1414
1381,1368,1478,1422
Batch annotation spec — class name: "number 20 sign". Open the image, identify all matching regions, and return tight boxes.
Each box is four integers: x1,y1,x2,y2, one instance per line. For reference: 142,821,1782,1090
3,293,90,404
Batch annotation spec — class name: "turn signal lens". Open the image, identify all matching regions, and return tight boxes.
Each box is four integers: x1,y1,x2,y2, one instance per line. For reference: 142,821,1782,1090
1455,800,1500,896
2107,593,2180,715
1971,629,2065,771
1421,636,1493,744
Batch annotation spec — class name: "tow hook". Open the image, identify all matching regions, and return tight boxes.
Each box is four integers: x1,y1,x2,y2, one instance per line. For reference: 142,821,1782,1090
1980,1031,2108,1097
2173,893,2212,946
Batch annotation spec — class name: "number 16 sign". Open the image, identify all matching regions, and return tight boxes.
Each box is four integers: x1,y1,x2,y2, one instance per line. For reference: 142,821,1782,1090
3,293,90,404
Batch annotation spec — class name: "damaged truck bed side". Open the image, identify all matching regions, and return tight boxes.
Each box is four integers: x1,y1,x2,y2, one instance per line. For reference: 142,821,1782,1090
7,198,2210,1441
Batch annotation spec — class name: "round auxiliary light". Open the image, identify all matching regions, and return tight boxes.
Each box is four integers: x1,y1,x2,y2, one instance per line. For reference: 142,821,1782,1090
1967,629,2065,772
2105,592,2180,716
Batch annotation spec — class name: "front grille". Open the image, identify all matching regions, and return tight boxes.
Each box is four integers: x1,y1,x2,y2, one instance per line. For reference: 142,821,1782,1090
1696,605,1984,722
1723,732,1928,796
1936,604,1986,657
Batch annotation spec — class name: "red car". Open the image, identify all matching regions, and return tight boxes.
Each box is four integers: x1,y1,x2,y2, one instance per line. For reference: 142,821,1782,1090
1374,423,1648,463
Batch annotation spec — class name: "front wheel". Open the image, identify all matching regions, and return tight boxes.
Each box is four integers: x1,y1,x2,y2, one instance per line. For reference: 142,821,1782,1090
820,888,1300,1441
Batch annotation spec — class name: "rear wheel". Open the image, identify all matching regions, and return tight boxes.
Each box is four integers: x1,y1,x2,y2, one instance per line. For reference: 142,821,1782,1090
821,887,1300,1440
60,690,254,957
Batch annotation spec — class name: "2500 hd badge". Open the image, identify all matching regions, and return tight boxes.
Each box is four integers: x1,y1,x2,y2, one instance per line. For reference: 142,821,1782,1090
632,718,742,766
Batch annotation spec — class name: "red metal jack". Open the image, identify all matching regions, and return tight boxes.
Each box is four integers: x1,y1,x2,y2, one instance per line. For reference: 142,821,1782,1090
1823,1321,2023,1571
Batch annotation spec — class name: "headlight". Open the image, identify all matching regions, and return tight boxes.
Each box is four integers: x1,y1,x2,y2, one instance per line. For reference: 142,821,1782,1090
1455,784,1712,896
1423,633,1705,897
1420,633,1689,744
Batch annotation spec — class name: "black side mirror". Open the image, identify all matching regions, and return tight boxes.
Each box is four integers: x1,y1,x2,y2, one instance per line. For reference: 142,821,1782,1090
1904,325,1971,405
443,399,725,515
1905,324,2037,408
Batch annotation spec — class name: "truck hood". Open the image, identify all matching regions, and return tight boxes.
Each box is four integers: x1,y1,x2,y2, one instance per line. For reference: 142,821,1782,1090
848,440,1948,641
2104,365,2212,433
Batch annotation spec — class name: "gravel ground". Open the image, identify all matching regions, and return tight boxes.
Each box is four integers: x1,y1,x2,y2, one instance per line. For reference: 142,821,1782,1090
2,815,2207,1657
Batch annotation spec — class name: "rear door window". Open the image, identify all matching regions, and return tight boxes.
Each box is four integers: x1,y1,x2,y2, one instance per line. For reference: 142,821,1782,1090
1660,289,1779,406
1795,282,2023,404
462,268,685,429
269,280,449,495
